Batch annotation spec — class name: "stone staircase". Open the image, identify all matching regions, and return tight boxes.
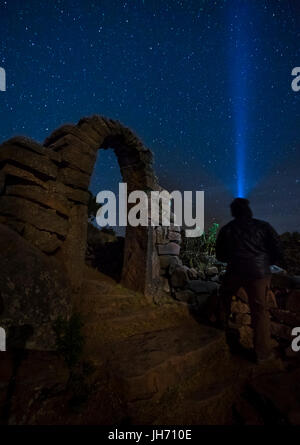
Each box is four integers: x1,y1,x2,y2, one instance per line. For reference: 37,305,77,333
76,266,254,424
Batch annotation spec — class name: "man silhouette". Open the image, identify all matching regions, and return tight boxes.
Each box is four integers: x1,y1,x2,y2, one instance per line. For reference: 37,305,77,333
216,198,282,363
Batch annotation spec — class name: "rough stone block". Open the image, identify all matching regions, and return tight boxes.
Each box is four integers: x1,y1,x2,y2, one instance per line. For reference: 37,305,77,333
236,287,248,303
234,313,251,326
57,166,90,189
167,230,181,242
0,195,69,237
174,289,195,303
170,266,190,289
231,300,250,314
206,266,218,276
159,255,182,272
157,242,180,256
0,164,48,189
271,321,292,340
23,223,62,253
187,267,198,280
0,223,72,350
270,308,300,326
44,124,100,150
5,184,70,216
0,144,57,179
187,280,218,295
49,181,90,205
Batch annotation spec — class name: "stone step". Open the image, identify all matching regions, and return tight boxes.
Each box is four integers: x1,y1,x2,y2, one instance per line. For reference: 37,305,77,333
79,279,147,317
108,323,227,404
126,352,253,424
82,303,193,355
153,381,236,425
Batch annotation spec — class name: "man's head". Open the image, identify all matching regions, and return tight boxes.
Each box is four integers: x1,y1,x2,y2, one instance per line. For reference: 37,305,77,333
230,198,253,219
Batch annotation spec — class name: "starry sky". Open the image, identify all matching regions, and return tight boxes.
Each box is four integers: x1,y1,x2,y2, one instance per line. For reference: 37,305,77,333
0,0,300,233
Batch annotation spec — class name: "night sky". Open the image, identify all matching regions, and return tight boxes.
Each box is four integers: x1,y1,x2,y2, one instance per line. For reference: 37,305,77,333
0,0,300,233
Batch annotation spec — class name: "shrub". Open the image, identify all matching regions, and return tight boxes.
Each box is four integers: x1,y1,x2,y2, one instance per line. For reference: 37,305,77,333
181,223,219,269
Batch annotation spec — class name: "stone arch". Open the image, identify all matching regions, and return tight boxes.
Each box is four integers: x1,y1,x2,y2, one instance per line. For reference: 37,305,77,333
43,115,160,295
0,115,182,300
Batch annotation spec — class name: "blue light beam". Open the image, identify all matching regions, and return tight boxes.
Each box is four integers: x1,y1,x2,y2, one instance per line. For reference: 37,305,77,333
231,3,249,198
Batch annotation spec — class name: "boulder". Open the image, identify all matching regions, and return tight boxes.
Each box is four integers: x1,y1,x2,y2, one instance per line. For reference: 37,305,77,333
170,266,190,289
187,280,219,295
0,224,72,350
231,300,250,314
167,230,181,242
159,255,182,273
205,266,218,277
236,287,248,303
162,277,171,293
271,322,291,340
157,242,180,256
270,308,300,327
174,289,195,303
197,270,206,280
187,268,198,280
234,313,251,326
194,293,211,307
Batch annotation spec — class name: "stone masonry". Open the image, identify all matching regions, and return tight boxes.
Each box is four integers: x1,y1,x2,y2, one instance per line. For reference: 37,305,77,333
0,115,183,299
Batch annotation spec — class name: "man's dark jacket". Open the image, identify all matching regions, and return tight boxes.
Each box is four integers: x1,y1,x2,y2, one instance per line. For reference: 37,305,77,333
216,217,282,278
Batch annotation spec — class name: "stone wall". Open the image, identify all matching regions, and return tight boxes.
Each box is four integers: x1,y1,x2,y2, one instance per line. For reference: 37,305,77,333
0,115,182,300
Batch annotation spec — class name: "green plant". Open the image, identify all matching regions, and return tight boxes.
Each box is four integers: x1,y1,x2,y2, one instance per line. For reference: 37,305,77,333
204,222,219,256
181,223,220,269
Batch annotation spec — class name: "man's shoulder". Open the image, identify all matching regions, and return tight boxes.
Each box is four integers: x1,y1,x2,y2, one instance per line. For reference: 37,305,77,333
252,218,272,229
220,220,235,232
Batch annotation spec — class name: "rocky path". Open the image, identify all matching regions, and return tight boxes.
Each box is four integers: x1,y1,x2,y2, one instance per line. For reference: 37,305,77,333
75,266,256,424
1,265,295,425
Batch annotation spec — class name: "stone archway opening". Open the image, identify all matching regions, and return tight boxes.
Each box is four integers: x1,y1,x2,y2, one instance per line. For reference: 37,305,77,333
86,147,125,282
